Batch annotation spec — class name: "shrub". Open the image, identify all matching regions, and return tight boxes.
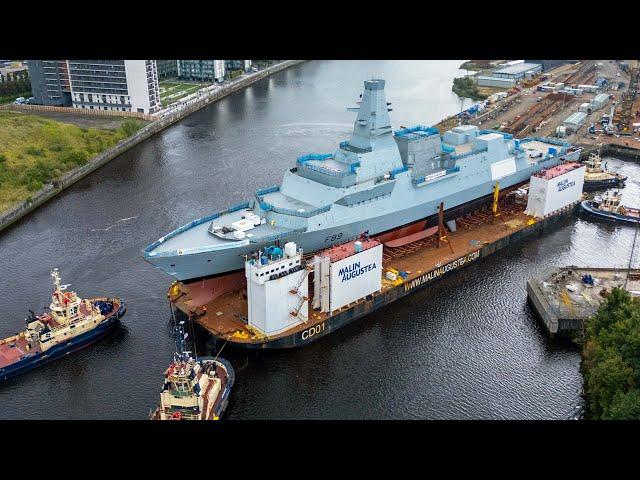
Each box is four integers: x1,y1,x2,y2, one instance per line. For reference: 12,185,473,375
119,119,143,137
61,150,89,166
27,179,44,192
24,146,46,157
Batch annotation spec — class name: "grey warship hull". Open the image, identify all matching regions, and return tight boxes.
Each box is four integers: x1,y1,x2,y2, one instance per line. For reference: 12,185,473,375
144,79,580,282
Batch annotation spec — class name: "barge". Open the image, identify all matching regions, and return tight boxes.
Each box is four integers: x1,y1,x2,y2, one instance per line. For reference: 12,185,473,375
170,195,581,349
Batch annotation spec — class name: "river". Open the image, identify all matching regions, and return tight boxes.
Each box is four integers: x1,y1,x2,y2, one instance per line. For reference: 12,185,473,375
0,60,636,419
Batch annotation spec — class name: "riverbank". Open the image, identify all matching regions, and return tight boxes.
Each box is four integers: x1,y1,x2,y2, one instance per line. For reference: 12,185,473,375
0,60,305,234
0,111,141,211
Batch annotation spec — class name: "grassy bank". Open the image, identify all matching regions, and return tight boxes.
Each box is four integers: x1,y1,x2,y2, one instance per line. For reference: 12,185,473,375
582,287,640,419
0,111,141,212
159,80,208,107
452,76,487,101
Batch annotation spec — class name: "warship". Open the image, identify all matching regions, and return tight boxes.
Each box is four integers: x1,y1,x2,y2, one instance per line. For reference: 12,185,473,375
144,79,581,282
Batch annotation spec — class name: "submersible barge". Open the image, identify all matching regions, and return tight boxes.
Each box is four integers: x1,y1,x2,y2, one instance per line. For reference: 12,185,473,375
169,191,582,349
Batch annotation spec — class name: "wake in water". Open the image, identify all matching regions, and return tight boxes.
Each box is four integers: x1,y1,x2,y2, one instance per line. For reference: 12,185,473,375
90,216,138,232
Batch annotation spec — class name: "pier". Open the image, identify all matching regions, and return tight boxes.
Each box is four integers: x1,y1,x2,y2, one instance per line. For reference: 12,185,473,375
527,267,640,341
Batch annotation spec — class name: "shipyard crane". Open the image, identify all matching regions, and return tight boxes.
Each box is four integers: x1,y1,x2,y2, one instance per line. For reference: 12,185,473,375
614,60,639,134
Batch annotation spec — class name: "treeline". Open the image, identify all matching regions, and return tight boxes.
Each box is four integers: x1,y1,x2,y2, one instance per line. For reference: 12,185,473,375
0,70,31,99
582,287,640,419
452,76,486,101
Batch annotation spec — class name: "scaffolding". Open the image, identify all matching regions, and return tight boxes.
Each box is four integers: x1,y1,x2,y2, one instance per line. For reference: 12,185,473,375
614,61,639,133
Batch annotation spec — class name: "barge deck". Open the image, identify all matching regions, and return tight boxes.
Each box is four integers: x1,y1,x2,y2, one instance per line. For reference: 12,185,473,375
169,198,580,349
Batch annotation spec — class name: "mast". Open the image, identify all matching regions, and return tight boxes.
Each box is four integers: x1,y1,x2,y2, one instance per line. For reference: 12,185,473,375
347,79,393,151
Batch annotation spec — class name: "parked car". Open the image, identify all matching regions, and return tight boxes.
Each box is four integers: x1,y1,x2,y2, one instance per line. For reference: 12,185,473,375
25,97,36,104
14,97,26,104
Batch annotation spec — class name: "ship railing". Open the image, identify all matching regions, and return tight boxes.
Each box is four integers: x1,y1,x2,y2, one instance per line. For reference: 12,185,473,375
296,153,333,165
441,144,455,153
143,201,253,255
450,147,488,160
259,202,331,218
390,165,408,178
255,186,281,204
250,227,307,244
394,125,439,138
298,161,354,178
480,129,513,139
521,136,571,148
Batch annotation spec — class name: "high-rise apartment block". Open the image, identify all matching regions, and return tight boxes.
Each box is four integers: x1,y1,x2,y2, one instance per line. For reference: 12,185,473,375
66,60,160,114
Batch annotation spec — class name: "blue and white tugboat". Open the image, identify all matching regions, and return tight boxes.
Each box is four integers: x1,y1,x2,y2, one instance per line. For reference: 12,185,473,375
0,269,126,381
582,151,627,191
151,321,234,420
581,191,640,225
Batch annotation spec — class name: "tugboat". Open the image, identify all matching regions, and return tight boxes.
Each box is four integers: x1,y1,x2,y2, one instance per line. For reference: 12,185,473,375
581,191,640,224
151,321,234,420
582,151,627,191
0,269,126,381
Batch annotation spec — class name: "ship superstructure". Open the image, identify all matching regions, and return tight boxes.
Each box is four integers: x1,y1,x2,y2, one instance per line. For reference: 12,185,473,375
144,79,581,281
0,269,125,381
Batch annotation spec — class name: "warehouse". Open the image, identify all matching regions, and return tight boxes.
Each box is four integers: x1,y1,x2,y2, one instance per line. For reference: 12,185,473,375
590,93,610,110
562,112,587,133
492,63,542,81
579,103,593,114
475,75,515,88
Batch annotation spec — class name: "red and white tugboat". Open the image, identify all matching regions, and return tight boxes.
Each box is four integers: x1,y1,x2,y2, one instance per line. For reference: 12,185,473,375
0,269,126,381
151,321,234,420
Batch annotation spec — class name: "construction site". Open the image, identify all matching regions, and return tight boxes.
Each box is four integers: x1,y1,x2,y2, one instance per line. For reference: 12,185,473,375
439,60,640,154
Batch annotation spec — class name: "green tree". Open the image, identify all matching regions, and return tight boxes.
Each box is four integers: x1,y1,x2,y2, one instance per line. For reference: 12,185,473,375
582,287,640,419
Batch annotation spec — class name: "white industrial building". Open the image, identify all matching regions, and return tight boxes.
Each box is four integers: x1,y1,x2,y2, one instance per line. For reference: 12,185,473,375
562,112,587,133
67,60,160,114
525,162,585,218
590,93,610,110
476,75,515,88
492,62,542,81
579,103,593,114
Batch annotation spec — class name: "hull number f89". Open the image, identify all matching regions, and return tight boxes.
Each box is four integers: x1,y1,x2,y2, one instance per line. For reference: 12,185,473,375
324,233,343,243
301,323,325,341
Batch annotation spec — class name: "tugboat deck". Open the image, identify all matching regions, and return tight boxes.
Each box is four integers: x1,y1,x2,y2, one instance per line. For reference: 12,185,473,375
0,336,33,369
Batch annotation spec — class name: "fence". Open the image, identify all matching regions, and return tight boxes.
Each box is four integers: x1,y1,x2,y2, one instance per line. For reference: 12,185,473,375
0,103,156,121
